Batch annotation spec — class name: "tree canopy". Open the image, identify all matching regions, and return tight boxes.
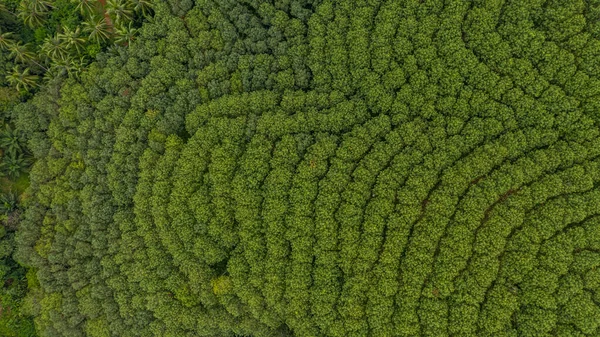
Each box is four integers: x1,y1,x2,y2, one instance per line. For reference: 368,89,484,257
11,0,600,336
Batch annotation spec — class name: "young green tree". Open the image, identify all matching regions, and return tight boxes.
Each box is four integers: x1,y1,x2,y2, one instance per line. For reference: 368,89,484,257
0,124,23,156
0,191,18,215
1,152,30,179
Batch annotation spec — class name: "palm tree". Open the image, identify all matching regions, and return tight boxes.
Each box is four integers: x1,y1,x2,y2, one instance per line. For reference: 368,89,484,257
106,0,133,26
0,30,15,50
41,34,69,61
8,42,35,63
52,54,87,79
23,0,52,14
58,25,87,55
5,66,39,91
66,56,87,78
43,63,66,82
8,42,49,71
83,16,111,44
70,0,97,17
0,124,22,157
129,0,152,17
17,0,52,28
115,21,136,46
0,192,18,216
1,153,30,179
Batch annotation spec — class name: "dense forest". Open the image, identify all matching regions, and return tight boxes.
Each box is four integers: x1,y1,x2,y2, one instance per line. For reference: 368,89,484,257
1,0,600,336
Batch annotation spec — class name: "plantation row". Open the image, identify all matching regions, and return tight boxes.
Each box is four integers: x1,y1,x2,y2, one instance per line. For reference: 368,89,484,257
130,94,600,337
11,0,600,336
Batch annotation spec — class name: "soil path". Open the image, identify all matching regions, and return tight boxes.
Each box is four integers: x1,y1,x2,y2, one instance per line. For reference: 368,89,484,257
96,0,115,32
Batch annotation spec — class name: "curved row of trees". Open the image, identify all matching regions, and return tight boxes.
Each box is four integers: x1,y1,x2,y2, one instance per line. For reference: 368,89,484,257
8,0,600,336
0,120,35,337
0,1,160,336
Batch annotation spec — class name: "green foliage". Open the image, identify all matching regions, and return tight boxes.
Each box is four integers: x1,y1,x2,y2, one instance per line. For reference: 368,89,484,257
10,0,600,337
0,0,154,94
0,30,15,50
5,67,38,93
82,15,110,44
1,153,30,179
0,124,23,155
0,119,35,337
0,261,36,337
17,0,53,28
105,0,133,24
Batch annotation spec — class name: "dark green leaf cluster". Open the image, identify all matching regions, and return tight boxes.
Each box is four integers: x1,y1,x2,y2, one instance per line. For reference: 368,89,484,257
13,0,600,336
0,121,35,336
0,0,153,95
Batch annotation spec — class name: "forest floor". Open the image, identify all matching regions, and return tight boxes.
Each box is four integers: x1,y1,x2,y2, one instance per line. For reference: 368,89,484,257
0,174,30,195
97,0,115,31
